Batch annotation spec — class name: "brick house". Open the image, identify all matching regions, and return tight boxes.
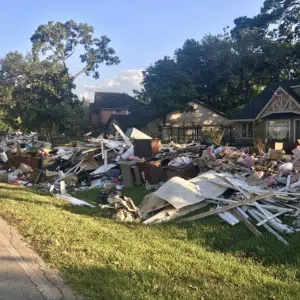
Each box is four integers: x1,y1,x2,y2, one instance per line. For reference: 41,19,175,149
89,92,135,127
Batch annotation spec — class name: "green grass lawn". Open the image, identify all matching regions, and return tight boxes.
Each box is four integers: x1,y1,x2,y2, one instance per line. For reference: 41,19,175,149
0,184,300,299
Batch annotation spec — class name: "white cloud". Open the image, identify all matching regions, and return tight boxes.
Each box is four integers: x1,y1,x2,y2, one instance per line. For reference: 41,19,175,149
83,69,143,102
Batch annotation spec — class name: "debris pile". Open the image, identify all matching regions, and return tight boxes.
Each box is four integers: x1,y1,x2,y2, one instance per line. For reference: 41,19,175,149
3,126,300,244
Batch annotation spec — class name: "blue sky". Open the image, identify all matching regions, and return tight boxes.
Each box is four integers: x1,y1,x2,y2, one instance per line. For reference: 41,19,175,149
0,0,264,100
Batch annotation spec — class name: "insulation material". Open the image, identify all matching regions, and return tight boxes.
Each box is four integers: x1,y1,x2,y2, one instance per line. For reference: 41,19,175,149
154,176,204,209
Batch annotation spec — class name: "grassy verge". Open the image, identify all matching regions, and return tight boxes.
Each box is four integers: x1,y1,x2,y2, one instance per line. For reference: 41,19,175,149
0,184,300,299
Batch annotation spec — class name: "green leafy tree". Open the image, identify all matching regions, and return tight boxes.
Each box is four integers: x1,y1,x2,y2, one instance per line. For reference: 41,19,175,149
0,51,65,128
30,20,120,80
12,71,82,141
232,0,300,42
134,57,197,124
139,25,300,117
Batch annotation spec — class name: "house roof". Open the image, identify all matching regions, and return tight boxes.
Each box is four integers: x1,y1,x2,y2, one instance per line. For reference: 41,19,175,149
106,99,229,129
90,92,135,112
232,79,300,120
106,112,155,129
193,100,229,118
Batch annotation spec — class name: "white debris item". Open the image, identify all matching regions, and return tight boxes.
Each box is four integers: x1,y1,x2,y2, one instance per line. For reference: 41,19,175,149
56,194,95,207
139,193,169,214
121,148,134,160
218,210,240,225
279,162,293,175
0,152,8,162
154,176,204,209
126,128,152,140
168,156,191,168
91,164,116,175
189,170,227,199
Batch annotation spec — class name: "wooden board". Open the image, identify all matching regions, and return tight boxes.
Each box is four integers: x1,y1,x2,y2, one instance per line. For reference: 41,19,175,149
181,192,273,222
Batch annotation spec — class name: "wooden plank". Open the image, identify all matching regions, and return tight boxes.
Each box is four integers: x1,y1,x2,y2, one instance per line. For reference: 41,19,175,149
180,192,273,222
256,210,289,226
113,123,134,148
230,209,262,237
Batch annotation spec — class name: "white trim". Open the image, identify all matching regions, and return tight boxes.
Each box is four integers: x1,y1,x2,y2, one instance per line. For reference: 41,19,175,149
261,111,300,119
294,119,300,141
231,119,254,122
256,87,300,120
290,85,300,88
266,119,291,141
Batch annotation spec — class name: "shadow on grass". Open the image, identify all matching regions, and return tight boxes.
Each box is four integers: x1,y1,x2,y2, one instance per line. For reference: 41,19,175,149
172,218,300,268
2,185,300,269
62,264,299,300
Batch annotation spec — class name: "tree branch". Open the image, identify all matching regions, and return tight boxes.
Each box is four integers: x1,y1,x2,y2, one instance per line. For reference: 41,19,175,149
71,59,95,80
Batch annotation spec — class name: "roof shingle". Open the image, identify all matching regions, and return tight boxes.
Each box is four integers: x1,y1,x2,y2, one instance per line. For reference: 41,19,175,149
232,79,300,120
90,92,136,112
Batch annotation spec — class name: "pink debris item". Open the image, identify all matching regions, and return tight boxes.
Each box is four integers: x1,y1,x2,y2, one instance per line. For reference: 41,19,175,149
239,155,254,168
256,171,264,178
207,145,216,160
267,176,277,187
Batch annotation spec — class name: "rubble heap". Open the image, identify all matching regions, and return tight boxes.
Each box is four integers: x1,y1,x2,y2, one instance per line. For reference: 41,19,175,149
2,126,300,244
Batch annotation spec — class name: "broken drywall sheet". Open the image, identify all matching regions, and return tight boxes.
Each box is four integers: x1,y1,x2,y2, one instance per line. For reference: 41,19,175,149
139,193,169,214
154,176,204,209
91,164,116,175
189,170,227,198
126,128,152,140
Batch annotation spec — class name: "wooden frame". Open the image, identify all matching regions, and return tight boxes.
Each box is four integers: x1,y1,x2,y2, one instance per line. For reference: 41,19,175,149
256,87,300,120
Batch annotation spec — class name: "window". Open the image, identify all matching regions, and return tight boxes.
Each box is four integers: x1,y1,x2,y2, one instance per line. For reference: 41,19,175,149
235,123,254,138
267,120,289,140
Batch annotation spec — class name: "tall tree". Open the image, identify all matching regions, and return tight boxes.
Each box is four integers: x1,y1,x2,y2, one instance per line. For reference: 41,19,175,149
12,71,82,140
134,57,197,124
232,0,300,42
0,52,65,125
30,20,120,80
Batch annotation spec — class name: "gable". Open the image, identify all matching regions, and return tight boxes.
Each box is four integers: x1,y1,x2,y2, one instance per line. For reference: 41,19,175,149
232,79,300,120
257,87,300,119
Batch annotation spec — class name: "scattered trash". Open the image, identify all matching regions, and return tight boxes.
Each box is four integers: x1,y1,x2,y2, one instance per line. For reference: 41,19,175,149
4,128,300,245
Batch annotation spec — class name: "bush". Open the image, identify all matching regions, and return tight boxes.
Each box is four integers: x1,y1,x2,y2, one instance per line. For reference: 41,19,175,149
203,128,225,146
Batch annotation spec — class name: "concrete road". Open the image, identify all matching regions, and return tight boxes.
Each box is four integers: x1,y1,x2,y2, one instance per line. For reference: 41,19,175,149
0,218,83,300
